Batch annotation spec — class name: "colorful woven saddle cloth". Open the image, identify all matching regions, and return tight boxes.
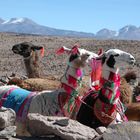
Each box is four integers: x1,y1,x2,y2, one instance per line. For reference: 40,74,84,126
0,86,36,122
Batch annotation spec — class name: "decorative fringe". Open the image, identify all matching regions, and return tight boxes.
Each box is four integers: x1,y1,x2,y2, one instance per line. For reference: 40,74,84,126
76,69,82,77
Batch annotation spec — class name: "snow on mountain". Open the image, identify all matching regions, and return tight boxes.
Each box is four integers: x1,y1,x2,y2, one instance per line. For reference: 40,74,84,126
118,25,140,40
1,18,37,25
2,18,24,24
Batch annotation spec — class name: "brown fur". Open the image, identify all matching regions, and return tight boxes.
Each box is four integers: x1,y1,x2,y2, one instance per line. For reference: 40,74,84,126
123,71,137,83
120,77,133,105
119,72,140,121
125,103,140,121
8,76,60,91
24,51,42,78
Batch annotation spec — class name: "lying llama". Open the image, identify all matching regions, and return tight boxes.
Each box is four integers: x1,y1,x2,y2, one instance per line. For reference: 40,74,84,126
123,80,140,121
0,45,99,135
76,49,135,128
113,71,140,121
11,42,60,90
12,42,44,78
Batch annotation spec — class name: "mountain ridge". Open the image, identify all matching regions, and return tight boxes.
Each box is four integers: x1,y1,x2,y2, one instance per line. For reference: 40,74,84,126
0,17,140,40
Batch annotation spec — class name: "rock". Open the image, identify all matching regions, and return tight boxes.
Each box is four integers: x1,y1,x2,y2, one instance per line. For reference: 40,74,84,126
0,107,16,130
0,126,16,139
27,113,99,140
100,121,140,140
96,126,106,135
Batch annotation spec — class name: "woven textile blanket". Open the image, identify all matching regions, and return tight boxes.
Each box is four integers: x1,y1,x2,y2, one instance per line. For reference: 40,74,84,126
0,85,36,122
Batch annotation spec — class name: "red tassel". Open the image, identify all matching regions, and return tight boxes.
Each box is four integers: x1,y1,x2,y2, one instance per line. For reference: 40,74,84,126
56,47,65,55
98,48,103,56
71,44,79,54
62,83,72,94
68,75,77,87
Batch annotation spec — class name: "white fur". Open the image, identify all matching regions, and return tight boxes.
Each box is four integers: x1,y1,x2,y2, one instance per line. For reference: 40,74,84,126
105,49,135,65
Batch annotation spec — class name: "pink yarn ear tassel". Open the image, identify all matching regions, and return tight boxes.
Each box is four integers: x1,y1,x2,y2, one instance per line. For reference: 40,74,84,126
76,69,82,77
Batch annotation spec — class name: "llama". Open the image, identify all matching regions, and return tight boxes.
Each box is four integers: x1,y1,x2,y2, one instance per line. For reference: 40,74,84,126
76,49,135,129
114,71,140,121
124,81,140,121
0,45,99,135
11,42,61,91
12,42,44,78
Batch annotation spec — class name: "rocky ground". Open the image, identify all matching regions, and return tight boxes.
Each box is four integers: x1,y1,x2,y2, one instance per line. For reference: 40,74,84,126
0,32,139,81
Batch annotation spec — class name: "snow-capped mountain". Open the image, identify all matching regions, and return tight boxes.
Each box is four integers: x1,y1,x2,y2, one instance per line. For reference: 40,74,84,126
1,18,37,25
0,17,95,38
118,25,140,40
0,18,140,40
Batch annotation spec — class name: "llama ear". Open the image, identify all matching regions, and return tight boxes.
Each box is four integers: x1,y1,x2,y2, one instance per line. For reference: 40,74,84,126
40,47,44,57
98,48,103,56
56,46,71,55
71,45,79,54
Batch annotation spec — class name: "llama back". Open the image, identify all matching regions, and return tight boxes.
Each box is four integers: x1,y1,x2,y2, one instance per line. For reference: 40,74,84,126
0,85,36,122
29,90,64,116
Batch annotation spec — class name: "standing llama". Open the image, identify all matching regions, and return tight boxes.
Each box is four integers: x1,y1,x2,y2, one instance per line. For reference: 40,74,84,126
0,45,99,135
12,42,44,78
76,49,135,128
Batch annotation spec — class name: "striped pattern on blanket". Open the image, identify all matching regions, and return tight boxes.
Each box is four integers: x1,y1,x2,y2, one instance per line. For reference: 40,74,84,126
0,85,36,122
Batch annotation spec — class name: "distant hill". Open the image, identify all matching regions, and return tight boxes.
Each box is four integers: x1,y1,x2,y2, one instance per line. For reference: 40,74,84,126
0,17,140,40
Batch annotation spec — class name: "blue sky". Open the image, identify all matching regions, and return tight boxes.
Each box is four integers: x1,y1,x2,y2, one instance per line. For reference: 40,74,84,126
1,0,140,33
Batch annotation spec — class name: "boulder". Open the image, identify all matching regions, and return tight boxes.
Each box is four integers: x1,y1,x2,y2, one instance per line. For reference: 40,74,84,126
0,126,16,139
99,121,140,140
27,113,99,140
0,107,16,130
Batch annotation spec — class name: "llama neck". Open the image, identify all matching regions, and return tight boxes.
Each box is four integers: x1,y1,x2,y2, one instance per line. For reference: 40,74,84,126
60,64,83,95
59,64,83,117
101,64,119,82
24,52,41,78
99,63,121,104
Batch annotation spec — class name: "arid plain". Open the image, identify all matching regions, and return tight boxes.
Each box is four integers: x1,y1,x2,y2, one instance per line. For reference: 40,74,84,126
0,32,139,82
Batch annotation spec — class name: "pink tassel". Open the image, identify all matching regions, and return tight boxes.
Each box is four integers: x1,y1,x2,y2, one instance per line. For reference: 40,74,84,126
76,69,82,77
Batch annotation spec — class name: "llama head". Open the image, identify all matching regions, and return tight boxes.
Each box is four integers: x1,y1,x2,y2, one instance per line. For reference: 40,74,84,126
56,45,98,68
98,48,135,68
12,42,44,58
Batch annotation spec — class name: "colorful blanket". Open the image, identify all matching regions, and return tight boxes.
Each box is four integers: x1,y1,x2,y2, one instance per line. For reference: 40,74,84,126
0,86,36,122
